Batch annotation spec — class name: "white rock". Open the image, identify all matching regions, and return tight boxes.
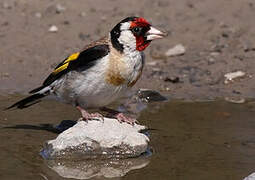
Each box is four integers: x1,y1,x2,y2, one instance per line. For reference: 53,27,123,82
41,118,149,159
244,172,255,180
224,71,246,84
48,25,58,33
165,44,186,57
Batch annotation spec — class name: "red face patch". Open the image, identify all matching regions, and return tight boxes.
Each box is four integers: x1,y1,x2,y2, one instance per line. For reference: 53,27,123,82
130,17,150,28
136,36,151,51
130,17,151,51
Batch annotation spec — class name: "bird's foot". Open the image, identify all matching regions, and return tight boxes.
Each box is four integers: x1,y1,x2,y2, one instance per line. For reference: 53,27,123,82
77,106,104,122
115,113,137,125
100,107,137,125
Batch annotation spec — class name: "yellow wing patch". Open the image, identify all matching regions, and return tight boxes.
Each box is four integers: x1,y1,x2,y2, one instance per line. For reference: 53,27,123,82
53,52,80,74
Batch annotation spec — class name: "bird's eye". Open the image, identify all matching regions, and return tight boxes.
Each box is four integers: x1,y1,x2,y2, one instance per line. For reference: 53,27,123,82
132,27,142,35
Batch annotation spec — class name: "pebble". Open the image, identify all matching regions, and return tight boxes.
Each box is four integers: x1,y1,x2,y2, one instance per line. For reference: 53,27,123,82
224,97,245,104
208,57,215,65
1,72,9,78
210,52,220,57
2,22,8,26
80,12,86,17
56,4,66,13
164,77,180,83
147,61,158,66
165,44,186,57
224,71,246,84
34,12,42,18
48,25,58,33
3,2,11,9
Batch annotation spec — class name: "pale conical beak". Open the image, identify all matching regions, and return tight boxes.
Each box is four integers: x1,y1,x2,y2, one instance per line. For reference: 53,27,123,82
146,26,168,40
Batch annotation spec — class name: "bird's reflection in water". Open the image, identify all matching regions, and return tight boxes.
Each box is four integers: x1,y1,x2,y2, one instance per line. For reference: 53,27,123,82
45,157,150,179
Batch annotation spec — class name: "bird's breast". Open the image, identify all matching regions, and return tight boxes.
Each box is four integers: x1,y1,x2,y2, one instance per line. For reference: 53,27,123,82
105,48,144,87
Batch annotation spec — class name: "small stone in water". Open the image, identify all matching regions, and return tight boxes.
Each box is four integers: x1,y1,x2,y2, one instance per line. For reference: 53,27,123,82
137,89,167,102
224,97,245,104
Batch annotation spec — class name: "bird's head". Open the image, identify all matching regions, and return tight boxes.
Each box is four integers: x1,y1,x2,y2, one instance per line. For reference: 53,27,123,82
110,16,167,53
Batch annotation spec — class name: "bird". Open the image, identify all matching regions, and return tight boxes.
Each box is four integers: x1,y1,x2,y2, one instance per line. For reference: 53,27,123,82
6,16,167,124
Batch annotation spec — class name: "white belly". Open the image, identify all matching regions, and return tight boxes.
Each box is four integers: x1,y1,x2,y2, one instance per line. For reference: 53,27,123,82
74,73,127,109
53,58,128,109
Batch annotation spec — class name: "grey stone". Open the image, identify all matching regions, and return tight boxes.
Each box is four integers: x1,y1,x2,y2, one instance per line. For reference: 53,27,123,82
41,118,149,159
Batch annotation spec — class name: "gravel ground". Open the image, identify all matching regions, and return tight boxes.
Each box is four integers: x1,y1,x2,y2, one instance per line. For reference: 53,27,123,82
1,0,255,101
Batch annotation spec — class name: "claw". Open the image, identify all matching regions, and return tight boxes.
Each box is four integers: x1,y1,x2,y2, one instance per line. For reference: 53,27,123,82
115,113,137,125
100,107,137,125
76,106,104,122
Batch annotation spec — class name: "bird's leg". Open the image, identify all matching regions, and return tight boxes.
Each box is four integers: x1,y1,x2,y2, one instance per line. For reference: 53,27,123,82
76,106,104,121
100,107,137,125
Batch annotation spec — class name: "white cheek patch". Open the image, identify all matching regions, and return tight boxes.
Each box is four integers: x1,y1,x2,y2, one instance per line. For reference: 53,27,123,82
118,30,137,51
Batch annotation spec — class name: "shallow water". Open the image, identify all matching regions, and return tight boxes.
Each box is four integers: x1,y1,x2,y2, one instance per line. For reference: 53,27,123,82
1,95,255,180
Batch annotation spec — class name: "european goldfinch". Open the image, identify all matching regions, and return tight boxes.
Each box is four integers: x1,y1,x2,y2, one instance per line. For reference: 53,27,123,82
7,16,167,124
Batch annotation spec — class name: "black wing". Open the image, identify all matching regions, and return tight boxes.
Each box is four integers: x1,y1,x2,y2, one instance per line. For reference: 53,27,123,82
29,44,110,94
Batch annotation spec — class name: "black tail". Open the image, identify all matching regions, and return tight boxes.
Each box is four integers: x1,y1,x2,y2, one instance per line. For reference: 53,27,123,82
5,93,47,110
29,85,46,94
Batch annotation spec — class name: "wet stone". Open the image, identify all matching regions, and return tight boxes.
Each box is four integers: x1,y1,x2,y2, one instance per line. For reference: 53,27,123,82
137,89,167,102
224,97,245,104
41,118,149,159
